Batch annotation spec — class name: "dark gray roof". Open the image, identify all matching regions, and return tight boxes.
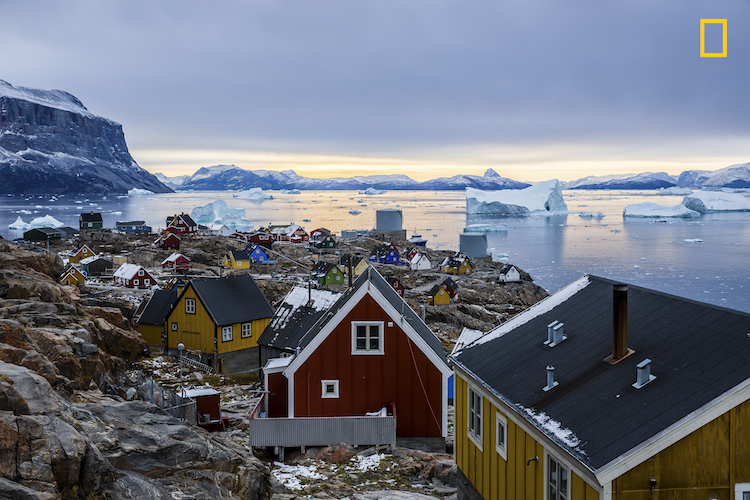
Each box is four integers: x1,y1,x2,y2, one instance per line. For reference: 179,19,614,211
25,227,61,236
230,250,250,261
138,289,178,325
190,274,274,326
80,212,102,222
116,220,146,226
451,275,750,470
298,266,448,365
58,227,79,237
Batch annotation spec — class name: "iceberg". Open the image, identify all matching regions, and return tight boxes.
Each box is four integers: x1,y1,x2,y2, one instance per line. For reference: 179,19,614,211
190,200,253,230
466,180,567,215
464,223,508,232
623,202,699,218
232,188,274,202
682,191,750,213
359,187,387,195
8,216,31,230
128,188,155,196
657,187,693,195
578,212,605,218
29,215,65,228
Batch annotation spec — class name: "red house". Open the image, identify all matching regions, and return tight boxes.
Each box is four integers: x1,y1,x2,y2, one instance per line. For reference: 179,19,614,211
161,253,191,271
309,228,331,240
261,266,451,450
405,247,420,262
155,232,181,249
247,231,274,249
440,277,459,298
387,277,405,297
289,227,309,244
114,263,157,288
166,213,198,234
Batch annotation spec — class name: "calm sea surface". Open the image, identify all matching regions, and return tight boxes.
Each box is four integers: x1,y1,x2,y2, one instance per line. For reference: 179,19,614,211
2,189,749,312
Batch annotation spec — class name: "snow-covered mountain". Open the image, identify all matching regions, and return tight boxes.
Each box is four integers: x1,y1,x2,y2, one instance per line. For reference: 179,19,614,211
562,172,677,190
154,172,190,190
177,166,529,191
0,80,170,195
686,163,750,189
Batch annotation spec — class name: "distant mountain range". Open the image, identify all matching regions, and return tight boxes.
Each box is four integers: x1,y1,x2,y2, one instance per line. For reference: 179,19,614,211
158,163,750,192
160,165,530,191
0,80,170,195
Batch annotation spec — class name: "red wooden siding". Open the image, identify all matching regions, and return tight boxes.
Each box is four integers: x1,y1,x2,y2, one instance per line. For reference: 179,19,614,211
268,372,288,418
293,295,443,437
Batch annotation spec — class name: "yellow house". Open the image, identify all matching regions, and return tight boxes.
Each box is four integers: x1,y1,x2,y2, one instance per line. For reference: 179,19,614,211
450,275,750,500
338,254,368,277
166,274,274,372
60,267,85,286
456,259,472,275
222,250,251,270
440,252,473,275
69,244,95,264
427,284,451,306
134,289,179,347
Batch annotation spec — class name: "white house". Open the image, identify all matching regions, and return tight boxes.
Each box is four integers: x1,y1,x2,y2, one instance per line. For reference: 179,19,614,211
208,223,232,236
410,252,431,271
497,264,521,283
113,263,157,288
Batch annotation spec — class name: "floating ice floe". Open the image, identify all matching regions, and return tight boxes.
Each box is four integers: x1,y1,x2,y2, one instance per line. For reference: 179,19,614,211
657,186,693,195
190,200,253,230
682,190,750,213
359,187,387,195
282,189,301,194
466,180,567,215
623,202,699,218
8,216,31,231
30,215,65,228
684,238,704,243
128,188,155,196
578,212,605,218
464,223,508,232
232,188,274,202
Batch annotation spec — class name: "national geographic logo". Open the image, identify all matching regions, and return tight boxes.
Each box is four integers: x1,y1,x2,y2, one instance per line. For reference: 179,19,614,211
700,19,727,57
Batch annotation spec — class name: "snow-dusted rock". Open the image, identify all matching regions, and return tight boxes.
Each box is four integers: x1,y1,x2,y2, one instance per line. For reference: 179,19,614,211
232,188,274,202
623,202,699,218
682,190,750,212
466,180,567,215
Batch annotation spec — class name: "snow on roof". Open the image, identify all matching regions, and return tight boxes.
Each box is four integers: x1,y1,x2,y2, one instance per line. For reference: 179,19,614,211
161,253,186,264
264,356,293,371
79,256,100,265
460,276,591,352
180,386,220,398
114,263,144,280
451,328,485,355
520,406,584,453
276,286,341,330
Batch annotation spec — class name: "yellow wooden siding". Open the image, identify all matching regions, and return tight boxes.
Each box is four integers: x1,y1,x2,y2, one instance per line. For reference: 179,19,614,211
615,397,750,499
217,317,270,354
166,286,216,354
454,372,598,500
136,323,163,346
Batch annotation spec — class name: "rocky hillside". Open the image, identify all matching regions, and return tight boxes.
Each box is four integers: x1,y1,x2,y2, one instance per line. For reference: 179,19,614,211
0,80,170,195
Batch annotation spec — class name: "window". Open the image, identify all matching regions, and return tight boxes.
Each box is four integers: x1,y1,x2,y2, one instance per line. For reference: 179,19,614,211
351,321,384,355
496,412,507,460
133,279,139,286
236,261,242,266
548,455,569,500
468,387,483,449
88,222,92,228
185,298,196,314
171,322,177,331
222,326,233,342
144,279,150,286
321,380,339,398
241,323,252,338
736,484,750,500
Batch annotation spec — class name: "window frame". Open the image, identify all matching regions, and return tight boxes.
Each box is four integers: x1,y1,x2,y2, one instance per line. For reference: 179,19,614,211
351,321,385,355
495,411,508,460
467,386,483,451
133,279,139,286
735,483,750,500
221,325,233,342
171,322,177,331
321,379,340,398
241,322,252,338
546,453,570,500
185,298,196,314
138,269,144,276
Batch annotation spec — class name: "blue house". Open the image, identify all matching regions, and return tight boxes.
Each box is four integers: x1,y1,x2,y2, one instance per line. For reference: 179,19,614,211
368,244,402,265
116,220,152,234
248,244,274,263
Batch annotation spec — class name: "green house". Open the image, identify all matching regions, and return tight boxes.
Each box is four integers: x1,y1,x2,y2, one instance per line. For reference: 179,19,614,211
311,261,344,285
79,212,103,231
311,234,336,250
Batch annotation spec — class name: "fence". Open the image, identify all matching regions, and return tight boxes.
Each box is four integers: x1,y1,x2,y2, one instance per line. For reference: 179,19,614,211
133,373,198,425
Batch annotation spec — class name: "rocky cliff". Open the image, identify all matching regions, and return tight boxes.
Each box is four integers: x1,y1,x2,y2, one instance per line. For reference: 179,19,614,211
0,80,170,195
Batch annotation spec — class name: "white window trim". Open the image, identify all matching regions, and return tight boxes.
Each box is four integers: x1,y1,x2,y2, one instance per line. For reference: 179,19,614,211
144,279,150,286
241,322,252,338
222,326,233,342
321,380,340,398
467,385,483,451
545,451,570,500
138,269,144,276
351,321,385,355
171,322,177,331
736,483,750,500
185,298,196,314
133,279,139,286
496,411,508,460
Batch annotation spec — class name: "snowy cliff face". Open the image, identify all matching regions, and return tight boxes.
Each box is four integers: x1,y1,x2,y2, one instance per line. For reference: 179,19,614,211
466,179,567,215
0,80,170,195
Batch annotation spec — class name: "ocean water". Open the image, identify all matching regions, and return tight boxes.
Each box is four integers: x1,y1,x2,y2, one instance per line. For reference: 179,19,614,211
2,189,749,312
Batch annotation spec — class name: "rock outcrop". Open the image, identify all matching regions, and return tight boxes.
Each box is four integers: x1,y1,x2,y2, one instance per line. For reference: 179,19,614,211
0,80,170,195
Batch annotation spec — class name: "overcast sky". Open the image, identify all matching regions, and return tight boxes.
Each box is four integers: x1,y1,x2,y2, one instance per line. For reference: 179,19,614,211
1,0,748,181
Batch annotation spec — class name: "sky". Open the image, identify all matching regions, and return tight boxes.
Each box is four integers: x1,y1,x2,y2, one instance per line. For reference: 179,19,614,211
1,0,749,182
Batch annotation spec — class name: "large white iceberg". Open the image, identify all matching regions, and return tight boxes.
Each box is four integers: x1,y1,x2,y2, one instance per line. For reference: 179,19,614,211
190,200,253,230
29,215,65,228
359,187,387,195
657,187,693,195
8,216,31,230
232,188,274,202
464,223,508,232
623,202,699,218
466,180,567,215
682,191,750,212
128,188,155,196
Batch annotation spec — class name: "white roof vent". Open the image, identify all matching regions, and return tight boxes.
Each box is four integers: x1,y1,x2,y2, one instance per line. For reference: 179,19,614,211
544,321,559,345
548,322,567,347
543,365,559,392
632,359,656,389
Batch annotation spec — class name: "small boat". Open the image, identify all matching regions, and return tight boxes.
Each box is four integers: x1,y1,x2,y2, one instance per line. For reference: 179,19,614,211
409,234,427,246
302,219,311,222
349,210,361,215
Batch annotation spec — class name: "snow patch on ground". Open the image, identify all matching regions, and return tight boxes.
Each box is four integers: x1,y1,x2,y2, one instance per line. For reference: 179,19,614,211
272,462,325,490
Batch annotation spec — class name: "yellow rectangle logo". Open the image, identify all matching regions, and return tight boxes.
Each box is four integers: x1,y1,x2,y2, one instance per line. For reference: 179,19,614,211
700,19,727,57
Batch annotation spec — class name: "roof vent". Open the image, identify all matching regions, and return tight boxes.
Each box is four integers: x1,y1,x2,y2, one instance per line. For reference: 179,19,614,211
632,359,656,389
548,322,566,347
544,321,559,345
543,365,558,392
